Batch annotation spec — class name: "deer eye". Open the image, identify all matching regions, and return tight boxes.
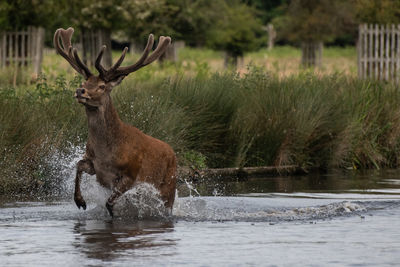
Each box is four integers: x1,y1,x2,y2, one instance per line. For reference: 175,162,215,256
99,85,106,90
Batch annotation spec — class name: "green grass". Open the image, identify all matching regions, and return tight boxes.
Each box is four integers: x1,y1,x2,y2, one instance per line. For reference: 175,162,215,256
1,45,397,196
0,45,358,89
323,46,356,58
247,46,301,59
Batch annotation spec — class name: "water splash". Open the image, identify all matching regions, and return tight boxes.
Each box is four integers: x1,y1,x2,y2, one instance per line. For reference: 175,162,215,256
48,144,85,196
17,142,86,198
183,179,201,197
113,183,170,220
173,196,368,222
38,146,389,223
38,143,172,220
77,178,170,220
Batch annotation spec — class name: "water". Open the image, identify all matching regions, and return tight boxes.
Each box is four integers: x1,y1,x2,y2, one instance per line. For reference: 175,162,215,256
1,170,400,266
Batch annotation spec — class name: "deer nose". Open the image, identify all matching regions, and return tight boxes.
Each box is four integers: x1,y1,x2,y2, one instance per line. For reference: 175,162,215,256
76,88,85,96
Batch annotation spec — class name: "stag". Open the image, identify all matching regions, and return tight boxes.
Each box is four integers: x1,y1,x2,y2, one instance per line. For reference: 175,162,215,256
54,27,176,217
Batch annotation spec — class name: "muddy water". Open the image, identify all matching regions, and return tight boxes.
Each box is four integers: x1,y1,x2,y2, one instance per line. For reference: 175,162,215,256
1,171,400,266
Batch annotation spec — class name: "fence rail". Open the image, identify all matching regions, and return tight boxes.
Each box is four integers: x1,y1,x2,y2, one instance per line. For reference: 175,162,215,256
358,24,400,82
0,26,44,76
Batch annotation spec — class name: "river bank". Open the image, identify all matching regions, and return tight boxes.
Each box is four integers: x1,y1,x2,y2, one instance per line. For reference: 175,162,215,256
2,70,400,195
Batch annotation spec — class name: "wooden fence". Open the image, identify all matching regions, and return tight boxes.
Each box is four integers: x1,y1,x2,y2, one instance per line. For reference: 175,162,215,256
358,24,400,82
0,26,45,76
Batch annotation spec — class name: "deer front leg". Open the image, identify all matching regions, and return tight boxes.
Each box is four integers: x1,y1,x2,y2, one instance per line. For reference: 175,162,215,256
106,176,134,217
75,159,95,210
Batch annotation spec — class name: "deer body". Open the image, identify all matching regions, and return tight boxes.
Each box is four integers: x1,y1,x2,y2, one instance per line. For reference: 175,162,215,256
55,28,176,217
84,96,176,209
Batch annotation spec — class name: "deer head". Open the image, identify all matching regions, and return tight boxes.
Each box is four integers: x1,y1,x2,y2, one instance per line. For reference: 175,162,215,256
54,27,171,107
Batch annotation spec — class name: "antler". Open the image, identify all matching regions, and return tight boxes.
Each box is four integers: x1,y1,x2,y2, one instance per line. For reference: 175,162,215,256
53,27,93,79
95,34,171,82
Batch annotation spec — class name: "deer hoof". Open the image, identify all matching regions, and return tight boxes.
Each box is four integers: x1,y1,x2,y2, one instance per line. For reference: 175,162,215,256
74,196,87,210
106,202,114,217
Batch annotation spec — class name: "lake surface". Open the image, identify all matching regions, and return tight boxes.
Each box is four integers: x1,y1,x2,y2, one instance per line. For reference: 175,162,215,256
1,170,400,266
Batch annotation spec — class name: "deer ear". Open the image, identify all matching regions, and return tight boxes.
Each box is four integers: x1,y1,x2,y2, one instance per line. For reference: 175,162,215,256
108,75,126,88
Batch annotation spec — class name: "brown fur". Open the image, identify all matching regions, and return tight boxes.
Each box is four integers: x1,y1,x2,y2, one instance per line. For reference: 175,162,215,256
55,28,177,217
75,76,177,217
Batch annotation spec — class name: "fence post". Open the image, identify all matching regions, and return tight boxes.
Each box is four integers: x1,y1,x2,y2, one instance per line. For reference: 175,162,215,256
397,24,400,84
32,27,44,77
374,24,378,79
357,25,362,78
267,24,276,50
0,31,5,67
379,24,384,80
390,24,399,80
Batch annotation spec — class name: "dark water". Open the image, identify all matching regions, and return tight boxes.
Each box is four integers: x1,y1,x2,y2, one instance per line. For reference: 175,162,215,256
1,170,400,266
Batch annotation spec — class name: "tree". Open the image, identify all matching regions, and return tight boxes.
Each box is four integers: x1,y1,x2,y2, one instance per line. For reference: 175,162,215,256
122,0,223,47
205,0,265,67
168,0,218,46
121,0,265,67
273,0,355,66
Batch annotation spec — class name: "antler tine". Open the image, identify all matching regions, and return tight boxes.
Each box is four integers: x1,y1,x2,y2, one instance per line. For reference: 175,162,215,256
53,27,92,79
109,47,128,72
98,34,171,82
95,45,107,78
54,29,80,74
73,48,93,78
118,34,155,73
102,34,155,81
142,36,171,66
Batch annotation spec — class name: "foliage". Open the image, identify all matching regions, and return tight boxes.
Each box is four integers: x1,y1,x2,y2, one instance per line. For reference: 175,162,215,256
0,0,62,30
205,0,265,57
354,0,400,24
122,0,178,40
2,0,400,49
273,0,356,43
169,0,223,46
72,0,127,30
181,150,207,170
122,0,265,57
244,0,287,24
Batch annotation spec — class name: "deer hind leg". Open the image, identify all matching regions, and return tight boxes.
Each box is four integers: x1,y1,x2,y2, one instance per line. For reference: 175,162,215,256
74,159,95,210
106,175,135,217
161,159,177,212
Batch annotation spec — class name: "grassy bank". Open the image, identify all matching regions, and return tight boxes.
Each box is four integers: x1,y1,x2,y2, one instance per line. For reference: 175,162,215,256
1,67,400,195
0,45,357,89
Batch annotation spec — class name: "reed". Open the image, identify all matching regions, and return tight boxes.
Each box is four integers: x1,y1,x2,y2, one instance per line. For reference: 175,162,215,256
1,68,400,195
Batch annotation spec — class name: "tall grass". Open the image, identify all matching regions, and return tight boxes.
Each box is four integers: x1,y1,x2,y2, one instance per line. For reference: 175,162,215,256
2,67,400,195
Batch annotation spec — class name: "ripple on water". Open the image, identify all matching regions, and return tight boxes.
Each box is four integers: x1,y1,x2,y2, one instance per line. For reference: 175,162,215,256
2,192,399,224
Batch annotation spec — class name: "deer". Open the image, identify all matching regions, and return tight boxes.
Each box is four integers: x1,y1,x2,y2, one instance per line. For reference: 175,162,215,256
53,27,177,217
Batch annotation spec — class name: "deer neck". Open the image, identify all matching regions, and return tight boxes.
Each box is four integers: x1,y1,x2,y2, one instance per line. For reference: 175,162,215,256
85,95,123,146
